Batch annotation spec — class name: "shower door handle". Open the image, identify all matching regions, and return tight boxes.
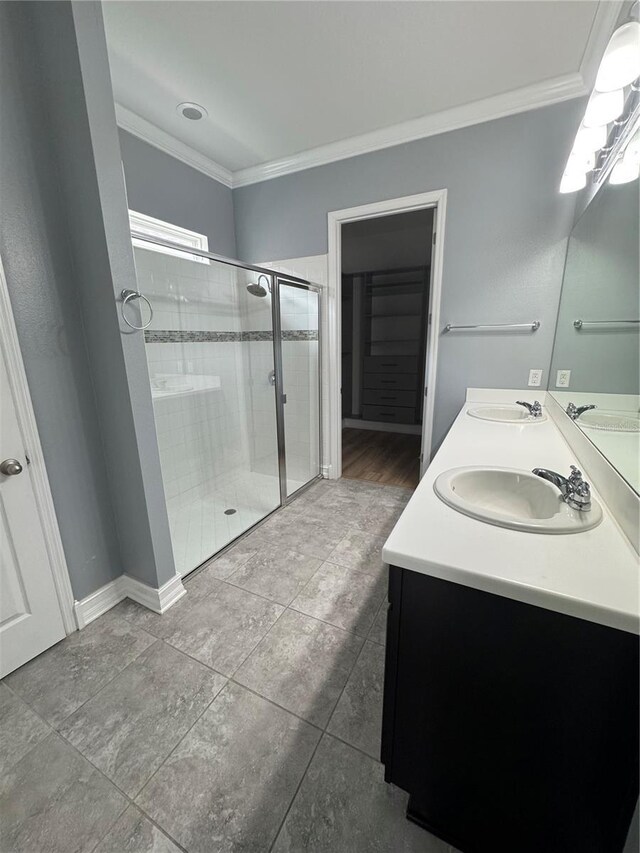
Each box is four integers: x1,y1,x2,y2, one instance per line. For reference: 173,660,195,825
268,370,276,386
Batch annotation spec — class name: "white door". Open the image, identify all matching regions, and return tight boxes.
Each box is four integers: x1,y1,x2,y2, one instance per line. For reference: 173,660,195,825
0,330,66,677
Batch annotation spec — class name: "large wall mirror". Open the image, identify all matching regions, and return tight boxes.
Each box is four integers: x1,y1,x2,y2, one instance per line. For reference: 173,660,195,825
548,175,639,493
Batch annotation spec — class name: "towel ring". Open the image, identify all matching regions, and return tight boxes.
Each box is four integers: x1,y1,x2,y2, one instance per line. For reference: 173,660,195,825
121,289,153,331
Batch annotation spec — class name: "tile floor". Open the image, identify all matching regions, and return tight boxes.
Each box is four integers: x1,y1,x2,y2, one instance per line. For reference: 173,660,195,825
1,478,459,853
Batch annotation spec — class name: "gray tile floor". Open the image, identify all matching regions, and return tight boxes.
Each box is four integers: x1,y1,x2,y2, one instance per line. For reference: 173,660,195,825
1,478,459,853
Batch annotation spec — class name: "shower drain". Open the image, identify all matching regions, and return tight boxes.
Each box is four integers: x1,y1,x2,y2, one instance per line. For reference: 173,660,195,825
224,508,237,515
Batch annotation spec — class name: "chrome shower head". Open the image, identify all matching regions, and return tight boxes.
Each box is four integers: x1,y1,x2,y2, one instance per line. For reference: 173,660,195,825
246,274,270,298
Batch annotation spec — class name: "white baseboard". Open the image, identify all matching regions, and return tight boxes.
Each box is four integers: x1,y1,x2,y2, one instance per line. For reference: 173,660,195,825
74,577,127,629
74,573,186,629
124,573,186,614
343,418,422,435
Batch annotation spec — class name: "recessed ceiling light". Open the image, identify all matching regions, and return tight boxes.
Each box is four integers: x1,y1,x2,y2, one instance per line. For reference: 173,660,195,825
176,102,208,121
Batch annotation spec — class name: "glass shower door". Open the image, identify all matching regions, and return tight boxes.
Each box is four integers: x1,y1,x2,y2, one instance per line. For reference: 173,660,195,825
276,279,321,497
134,242,281,576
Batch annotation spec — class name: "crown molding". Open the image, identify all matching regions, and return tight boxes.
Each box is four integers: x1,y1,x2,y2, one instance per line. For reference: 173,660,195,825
116,25,620,194
115,103,233,188
116,74,587,192
231,72,588,187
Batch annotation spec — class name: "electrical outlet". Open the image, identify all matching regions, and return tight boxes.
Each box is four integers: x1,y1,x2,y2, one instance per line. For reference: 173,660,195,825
528,369,543,387
556,369,571,388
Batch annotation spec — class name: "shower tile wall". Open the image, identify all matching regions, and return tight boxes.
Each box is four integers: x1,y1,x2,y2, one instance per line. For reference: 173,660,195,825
134,247,280,576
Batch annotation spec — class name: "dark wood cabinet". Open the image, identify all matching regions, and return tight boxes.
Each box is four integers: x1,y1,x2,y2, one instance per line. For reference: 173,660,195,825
382,566,639,853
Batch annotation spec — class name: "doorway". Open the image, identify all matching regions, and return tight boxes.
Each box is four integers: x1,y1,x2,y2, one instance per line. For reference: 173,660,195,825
341,210,434,488
327,190,446,485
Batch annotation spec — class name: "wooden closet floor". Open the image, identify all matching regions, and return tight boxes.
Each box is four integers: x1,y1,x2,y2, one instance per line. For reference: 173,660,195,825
341,428,421,489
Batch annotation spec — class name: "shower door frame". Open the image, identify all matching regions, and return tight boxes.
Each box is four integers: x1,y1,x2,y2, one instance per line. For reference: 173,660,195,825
130,231,323,562
272,276,324,505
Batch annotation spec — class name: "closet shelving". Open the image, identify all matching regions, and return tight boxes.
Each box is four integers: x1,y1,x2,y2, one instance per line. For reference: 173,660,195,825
344,265,429,427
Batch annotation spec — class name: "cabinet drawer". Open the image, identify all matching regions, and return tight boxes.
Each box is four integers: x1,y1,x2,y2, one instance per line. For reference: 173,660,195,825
364,373,418,391
362,405,416,424
363,389,416,407
364,356,419,374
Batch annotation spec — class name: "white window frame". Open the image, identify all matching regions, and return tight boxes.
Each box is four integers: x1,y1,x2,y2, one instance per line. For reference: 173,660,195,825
129,209,209,263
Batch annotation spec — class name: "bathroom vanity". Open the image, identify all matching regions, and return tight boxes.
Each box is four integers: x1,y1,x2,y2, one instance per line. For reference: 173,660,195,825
381,394,639,853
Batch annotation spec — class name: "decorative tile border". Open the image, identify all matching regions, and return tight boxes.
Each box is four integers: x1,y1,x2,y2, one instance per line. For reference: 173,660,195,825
241,331,272,342
283,330,319,341
145,329,318,343
145,330,240,343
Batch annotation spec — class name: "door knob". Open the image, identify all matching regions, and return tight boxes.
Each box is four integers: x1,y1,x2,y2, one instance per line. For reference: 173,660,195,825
0,458,23,476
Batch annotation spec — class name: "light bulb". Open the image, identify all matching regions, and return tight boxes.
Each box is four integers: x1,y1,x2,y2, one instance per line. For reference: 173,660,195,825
609,154,640,185
560,171,587,193
595,22,640,93
583,89,624,128
572,125,607,155
567,150,596,172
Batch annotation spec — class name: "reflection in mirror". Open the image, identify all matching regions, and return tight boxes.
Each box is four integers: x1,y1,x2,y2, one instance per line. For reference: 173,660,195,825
549,177,639,493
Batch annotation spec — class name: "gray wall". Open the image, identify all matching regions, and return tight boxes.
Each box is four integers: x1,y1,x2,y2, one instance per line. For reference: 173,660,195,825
119,129,237,259
0,2,121,599
48,1,176,590
550,178,639,393
0,1,177,597
234,100,583,448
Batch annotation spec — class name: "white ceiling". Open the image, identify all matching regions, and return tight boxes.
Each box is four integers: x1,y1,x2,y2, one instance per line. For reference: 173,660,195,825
103,1,602,176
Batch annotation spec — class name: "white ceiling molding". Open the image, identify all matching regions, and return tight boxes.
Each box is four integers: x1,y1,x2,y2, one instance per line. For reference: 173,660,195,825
231,72,588,188
115,103,233,188
115,1,621,191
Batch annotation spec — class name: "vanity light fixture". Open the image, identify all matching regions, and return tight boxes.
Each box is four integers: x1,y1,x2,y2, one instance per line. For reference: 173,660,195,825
572,124,608,155
560,8,640,193
559,171,588,194
609,155,640,183
583,89,624,127
595,20,640,92
609,122,640,184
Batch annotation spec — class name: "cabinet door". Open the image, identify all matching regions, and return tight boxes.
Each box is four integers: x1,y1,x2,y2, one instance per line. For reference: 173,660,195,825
386,570,639,853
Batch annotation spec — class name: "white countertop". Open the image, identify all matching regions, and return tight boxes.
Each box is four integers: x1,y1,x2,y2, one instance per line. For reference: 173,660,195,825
383,401,640,634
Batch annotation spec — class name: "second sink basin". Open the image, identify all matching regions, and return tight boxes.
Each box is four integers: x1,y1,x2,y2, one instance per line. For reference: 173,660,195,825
467,405,547,423
578,410,640,433
434,466,602,534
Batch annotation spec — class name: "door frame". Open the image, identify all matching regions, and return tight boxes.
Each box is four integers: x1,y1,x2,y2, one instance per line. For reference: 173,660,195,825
0,256,76,634
327,189,447,479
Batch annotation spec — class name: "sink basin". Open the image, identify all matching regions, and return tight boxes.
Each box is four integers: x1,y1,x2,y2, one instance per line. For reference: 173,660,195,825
434,466,602,534
578,410,640,433
467,405,547,423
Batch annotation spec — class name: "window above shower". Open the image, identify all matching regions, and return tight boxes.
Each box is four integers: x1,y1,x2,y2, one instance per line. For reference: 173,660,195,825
129,209,209,263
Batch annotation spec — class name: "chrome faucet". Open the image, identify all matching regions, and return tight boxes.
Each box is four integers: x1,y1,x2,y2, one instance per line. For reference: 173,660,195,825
532,464,592,512
566,402,597,420
516,400,543,418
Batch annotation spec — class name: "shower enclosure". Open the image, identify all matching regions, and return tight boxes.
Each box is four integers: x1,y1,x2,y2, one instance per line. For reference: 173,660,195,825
129,234,321,577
